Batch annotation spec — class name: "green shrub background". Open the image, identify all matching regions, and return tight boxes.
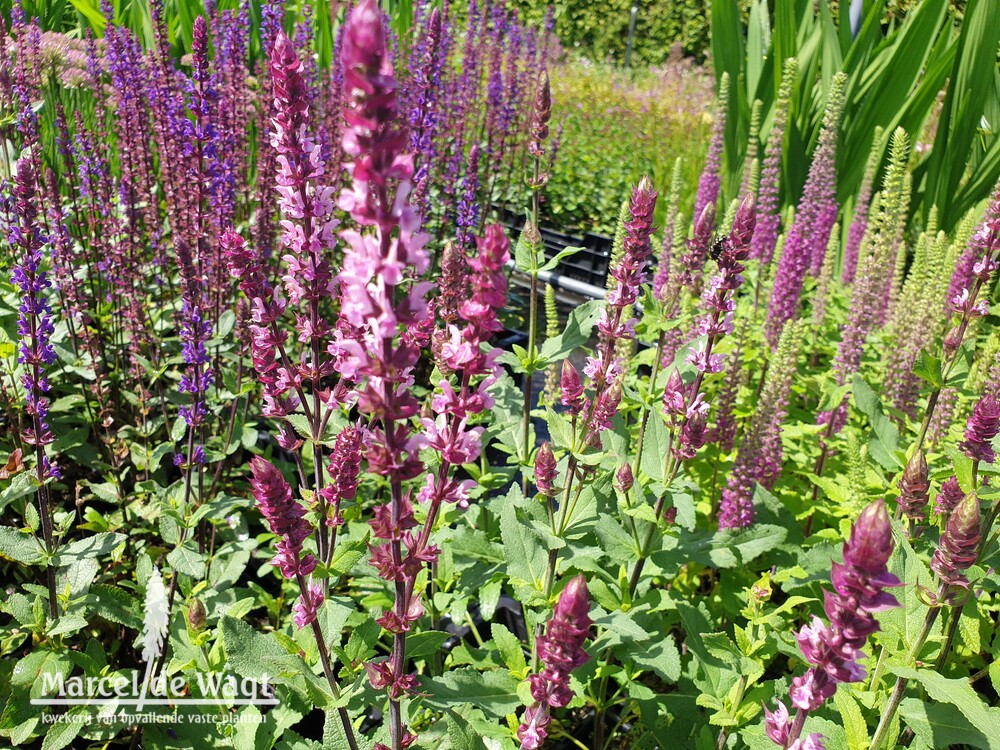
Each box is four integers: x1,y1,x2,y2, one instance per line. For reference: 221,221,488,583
510,0,715,64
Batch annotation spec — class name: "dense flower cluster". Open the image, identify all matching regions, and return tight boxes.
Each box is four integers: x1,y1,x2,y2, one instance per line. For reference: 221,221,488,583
580,177,657,442
765,74,845,348
665,195,756,465
693,74,727,223
518,576,591,750
7,158,58,477
897,450,930,520
718,319,802,529
959,394,1000,464
766,501,900,748
751,58,796,264
930,492,981,589
934,476,964,516
248,456,314,579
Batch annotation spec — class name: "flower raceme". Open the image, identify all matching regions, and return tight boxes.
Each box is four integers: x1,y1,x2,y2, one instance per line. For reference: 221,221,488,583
665,194,756,467
518,576,592,750
930,492,981,589
766,500,900,748
247,455,321,626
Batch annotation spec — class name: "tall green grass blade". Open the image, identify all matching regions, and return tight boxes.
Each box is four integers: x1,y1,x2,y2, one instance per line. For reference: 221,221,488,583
924,0,1000,228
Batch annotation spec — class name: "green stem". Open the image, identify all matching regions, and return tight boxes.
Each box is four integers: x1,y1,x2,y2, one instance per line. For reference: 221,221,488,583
715,675,749,750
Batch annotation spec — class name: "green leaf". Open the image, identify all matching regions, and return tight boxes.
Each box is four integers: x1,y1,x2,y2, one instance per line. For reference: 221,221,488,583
891,667,1000,746
40,708,84,750
491,623,527,674
23,503,39,533
538,245,584,273
324,534,369,578
0,473,38,511
422,668,521,717
538,300,603,362
912,350,944,389
851,373,902,470
446,713,489,750
51,532,125,566
500,499,548,591
817,382,852,413
639,415,670,482
514,225,541,273
222,616,325,701
47,615,89,637
167,541,206,579
834,688,869,750
630,636,681,683
899,698,997,750
171,415,187,442
84,585,142,630
405,631,450,661
0,525,44,565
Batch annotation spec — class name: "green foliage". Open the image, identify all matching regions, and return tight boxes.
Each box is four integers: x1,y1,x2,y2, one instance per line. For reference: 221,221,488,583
538,60,712,234
510,0,716,64
713,0,1000,230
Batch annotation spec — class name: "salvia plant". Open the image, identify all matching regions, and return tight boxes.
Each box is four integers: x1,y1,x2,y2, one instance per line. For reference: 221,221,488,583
3,2,1000,750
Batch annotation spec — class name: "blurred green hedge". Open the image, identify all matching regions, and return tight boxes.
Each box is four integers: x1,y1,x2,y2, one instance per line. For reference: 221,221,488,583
510,0,716,64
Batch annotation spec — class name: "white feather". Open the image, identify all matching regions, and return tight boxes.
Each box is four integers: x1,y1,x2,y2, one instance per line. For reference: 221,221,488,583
140,566,170,664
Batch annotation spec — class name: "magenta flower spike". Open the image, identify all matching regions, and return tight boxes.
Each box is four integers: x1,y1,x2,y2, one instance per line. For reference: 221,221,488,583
752,58,796,265
934,476,964,516
518,575,591,750
930,493,981,589
959,394,1000,464
535,442,557,496
320,425,364,528
768,500,900,748
897,450,930,520
693,74,727,223
765,75,845,348
248,456,316,583
582,177,657,444
615,463,634,493
560,359,585,415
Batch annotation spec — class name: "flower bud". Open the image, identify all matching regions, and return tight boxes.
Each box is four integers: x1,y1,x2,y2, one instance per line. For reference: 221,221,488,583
615,463,634,492
943,324,963,354
560,359,584,414
931,493,981,588
528,70,551,157
729,193,757,251
691,202,716,256
959,394,1000,464
763,701,790,746
897,450,930,519
662,369,686,415
934,475,964,516
553,575,591,630
188,598,207,631
534,442,557,496
843,499,893,574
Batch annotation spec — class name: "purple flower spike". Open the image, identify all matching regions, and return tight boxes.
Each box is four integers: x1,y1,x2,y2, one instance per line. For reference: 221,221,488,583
694,74,728,223
897,450,930,520
249,456,316,583
8,158,58,472
518,575,591,750
535,442,557,496
930,492,981,589
959,395,1000,464
615,463,634,493
772,500,900,748
935,476,964,516
560,359,584,415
